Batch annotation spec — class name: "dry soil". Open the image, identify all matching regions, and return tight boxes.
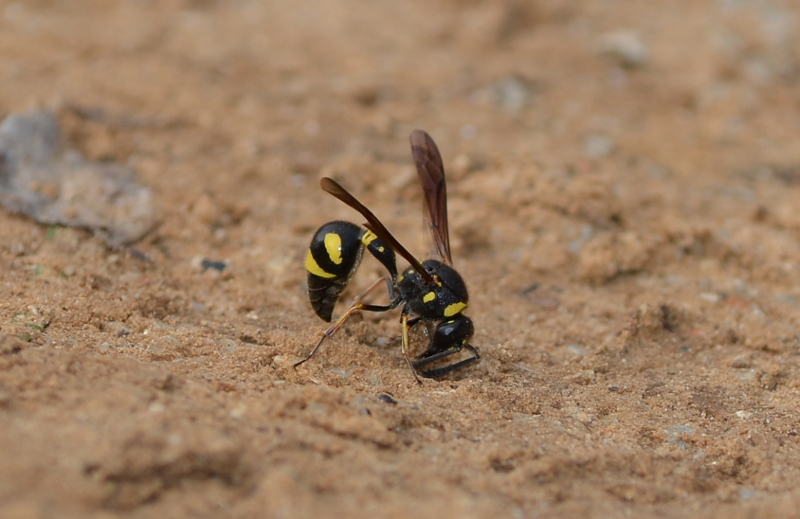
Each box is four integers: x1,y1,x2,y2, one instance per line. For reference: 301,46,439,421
2,1,800,518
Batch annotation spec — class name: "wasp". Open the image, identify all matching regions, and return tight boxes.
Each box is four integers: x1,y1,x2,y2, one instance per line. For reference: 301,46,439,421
295,129,480,382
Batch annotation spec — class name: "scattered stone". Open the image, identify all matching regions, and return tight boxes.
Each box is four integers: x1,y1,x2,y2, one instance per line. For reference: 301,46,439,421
492,74,536,112
598,31,649,68
583,133,615,158
0,109,156,247
201,258,228,272
191,255,228,272
377,393,398,405
471,74,538,113
664,424,694,448
566,344,587,356
735,369,757,383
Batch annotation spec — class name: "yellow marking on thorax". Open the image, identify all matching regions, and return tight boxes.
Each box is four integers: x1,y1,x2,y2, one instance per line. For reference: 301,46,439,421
324,233,343,264
444,301,467,317
361,230,378,246
423,292,436,303
305,250,336,279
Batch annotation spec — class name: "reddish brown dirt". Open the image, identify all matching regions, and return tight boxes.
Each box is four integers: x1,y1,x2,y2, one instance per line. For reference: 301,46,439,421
2,1,800,518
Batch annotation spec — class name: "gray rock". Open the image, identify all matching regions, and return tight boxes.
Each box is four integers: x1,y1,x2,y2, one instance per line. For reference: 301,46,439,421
0,110,156,246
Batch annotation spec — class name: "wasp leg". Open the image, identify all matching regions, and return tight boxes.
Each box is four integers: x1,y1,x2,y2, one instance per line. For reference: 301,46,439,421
401,313,423,385
413,343,480,378
295,277,397,368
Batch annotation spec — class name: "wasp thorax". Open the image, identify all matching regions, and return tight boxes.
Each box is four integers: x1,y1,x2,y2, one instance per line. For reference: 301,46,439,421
398,259,469,320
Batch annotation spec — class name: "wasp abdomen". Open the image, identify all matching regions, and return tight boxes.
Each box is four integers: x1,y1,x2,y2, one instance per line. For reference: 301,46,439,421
306,221,365,321
306,220,397,322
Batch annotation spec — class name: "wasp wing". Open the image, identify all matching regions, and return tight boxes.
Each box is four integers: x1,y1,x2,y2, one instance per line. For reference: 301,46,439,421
320,177,435,284
409,129,452,265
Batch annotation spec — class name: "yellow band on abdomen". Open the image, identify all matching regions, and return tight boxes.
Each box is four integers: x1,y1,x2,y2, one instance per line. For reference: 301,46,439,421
305,250,336,278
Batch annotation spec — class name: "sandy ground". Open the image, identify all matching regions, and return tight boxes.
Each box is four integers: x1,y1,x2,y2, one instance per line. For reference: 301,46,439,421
2,1,800,517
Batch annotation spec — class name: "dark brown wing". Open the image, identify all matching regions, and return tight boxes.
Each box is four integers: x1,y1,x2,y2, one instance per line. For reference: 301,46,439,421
409,129,452,265
320,177,435,284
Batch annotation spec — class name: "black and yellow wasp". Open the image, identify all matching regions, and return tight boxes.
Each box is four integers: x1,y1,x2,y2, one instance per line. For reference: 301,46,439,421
295,129,480,382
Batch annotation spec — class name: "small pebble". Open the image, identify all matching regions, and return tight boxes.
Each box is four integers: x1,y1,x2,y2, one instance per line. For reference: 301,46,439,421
598,31,649,68
377,393,398,405
584,133,615,158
